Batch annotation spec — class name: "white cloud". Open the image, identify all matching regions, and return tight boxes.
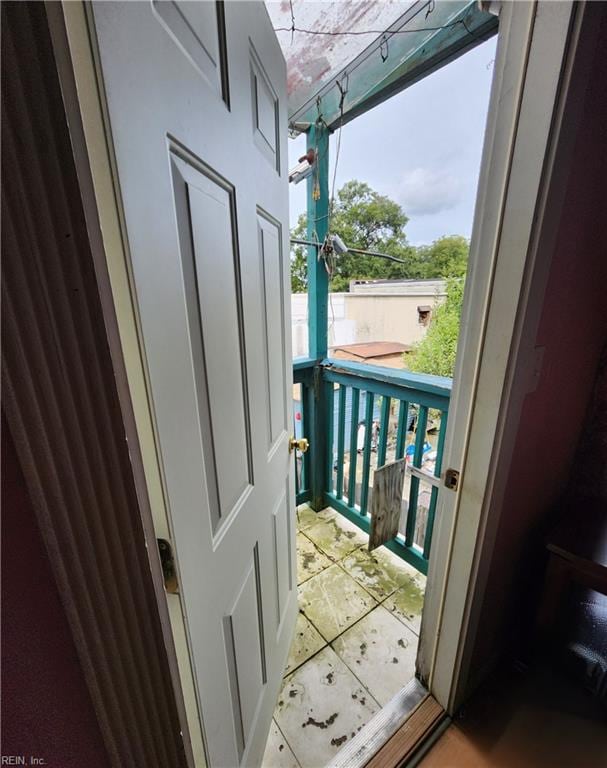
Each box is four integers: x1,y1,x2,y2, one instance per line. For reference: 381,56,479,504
396,167,464,217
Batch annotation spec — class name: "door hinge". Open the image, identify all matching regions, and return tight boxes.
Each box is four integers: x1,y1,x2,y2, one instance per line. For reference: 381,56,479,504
444,468,460,491
157,538,179,594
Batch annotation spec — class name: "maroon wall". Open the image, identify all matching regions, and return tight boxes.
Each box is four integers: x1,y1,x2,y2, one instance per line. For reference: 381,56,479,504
1,418,110,768
468,7,607,679
568,346,607,503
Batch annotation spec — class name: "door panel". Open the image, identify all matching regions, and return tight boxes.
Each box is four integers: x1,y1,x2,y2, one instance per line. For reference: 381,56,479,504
271,486,293,630
171,151,253,530
91,2,296,766
257,212,287,450
153,0,228,101
250,47,280,169
224,547,266,759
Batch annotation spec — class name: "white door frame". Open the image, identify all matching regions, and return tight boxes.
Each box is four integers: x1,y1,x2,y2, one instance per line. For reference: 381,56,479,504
418,0,585,712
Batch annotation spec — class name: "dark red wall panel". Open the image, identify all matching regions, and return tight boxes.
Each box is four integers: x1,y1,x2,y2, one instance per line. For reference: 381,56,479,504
2,418,110,768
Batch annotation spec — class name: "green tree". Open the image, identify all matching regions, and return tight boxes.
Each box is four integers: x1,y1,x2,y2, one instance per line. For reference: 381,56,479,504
290,182,469,292
291,180,423,292
405,277,465,378
416,235,469,279
290,245,307,293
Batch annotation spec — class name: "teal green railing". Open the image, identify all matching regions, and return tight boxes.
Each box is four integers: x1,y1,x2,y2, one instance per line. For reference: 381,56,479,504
292,357,451,576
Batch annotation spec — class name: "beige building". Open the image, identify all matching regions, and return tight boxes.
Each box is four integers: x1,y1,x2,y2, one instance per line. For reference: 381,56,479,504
291,279,446,359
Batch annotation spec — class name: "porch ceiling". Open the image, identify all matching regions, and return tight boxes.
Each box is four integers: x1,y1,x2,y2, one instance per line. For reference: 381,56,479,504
265,0,498,132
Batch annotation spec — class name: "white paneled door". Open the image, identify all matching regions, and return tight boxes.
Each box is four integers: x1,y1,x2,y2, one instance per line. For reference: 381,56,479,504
91,2,296,765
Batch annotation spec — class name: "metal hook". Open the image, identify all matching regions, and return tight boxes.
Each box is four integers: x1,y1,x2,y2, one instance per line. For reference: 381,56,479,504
380,35,389,63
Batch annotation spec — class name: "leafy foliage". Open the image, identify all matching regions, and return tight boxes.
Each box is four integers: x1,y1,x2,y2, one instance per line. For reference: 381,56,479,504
415,235,468,279
290,180,469,292
291,180,470,377
405,278,465,378
290,244,308,293
291,180,416,292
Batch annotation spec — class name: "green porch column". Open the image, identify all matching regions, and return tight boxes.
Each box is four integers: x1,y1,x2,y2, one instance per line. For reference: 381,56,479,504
306,121,330,510
306,121,329,359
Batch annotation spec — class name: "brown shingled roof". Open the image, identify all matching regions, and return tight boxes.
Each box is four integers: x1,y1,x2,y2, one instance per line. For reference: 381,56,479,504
330,341,411,359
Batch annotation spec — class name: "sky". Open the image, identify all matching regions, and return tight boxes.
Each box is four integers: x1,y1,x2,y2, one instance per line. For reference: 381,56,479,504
288,36,498,246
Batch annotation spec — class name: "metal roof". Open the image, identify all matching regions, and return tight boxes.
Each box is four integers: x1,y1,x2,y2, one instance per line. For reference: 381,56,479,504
331,341,411,358
265,0,498,132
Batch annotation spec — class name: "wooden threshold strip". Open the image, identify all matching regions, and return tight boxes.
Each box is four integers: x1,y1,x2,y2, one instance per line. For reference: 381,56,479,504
327,679,444,768
365,695,446,768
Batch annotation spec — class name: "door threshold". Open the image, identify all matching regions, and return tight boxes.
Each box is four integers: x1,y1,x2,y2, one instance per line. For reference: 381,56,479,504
326,678,447,768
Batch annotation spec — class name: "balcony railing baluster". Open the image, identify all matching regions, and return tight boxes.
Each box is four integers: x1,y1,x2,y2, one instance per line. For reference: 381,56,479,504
396,399,409,460
359,391,375,516
325,381,335,495
423,409,448,559
292,357,451,576
406,405,429,548
376,395,391,468
335,384,347,500
347,388,360,507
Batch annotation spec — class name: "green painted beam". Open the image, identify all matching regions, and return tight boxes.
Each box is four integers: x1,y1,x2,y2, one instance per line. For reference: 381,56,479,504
328,10,498,130
289,1,498,131
306,122,331,510
306,122,329,361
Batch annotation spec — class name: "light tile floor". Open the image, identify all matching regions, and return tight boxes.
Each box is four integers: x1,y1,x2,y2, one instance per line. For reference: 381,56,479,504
262,506,426,768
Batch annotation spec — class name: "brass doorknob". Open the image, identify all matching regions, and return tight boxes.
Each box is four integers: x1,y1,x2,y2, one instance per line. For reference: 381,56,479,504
289,436,309,454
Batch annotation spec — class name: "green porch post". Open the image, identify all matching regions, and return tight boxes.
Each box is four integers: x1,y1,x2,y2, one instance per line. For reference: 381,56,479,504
306,121,330,510
306,122,329,359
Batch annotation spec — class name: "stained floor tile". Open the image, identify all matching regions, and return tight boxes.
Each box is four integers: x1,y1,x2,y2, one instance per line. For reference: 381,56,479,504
285,611,326,676
298,564,377,642
297,532,332,585
296,504,336,532
262,720,301,768
274,645,379,768
340,545,418,602
266,508,425,768
303,515,367,562
383,571,426,635
332,606,418,706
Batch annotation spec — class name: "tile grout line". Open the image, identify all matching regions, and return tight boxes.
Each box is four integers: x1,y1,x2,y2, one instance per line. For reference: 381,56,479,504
290,541,420,683
280,507,423,764
282,614,329,679
297,546,422,702
298,561,379,643
325,598,417,710
300,532,422,642
271,716,303,768
296,529,334,586
331,546,424,637
327,607,384,711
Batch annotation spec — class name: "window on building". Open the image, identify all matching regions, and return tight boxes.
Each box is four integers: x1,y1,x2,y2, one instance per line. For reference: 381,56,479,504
418,305,431,326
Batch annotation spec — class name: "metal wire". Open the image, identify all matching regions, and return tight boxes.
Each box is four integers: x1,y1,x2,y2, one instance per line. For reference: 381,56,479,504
291,238,408,266
274,19,474,37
